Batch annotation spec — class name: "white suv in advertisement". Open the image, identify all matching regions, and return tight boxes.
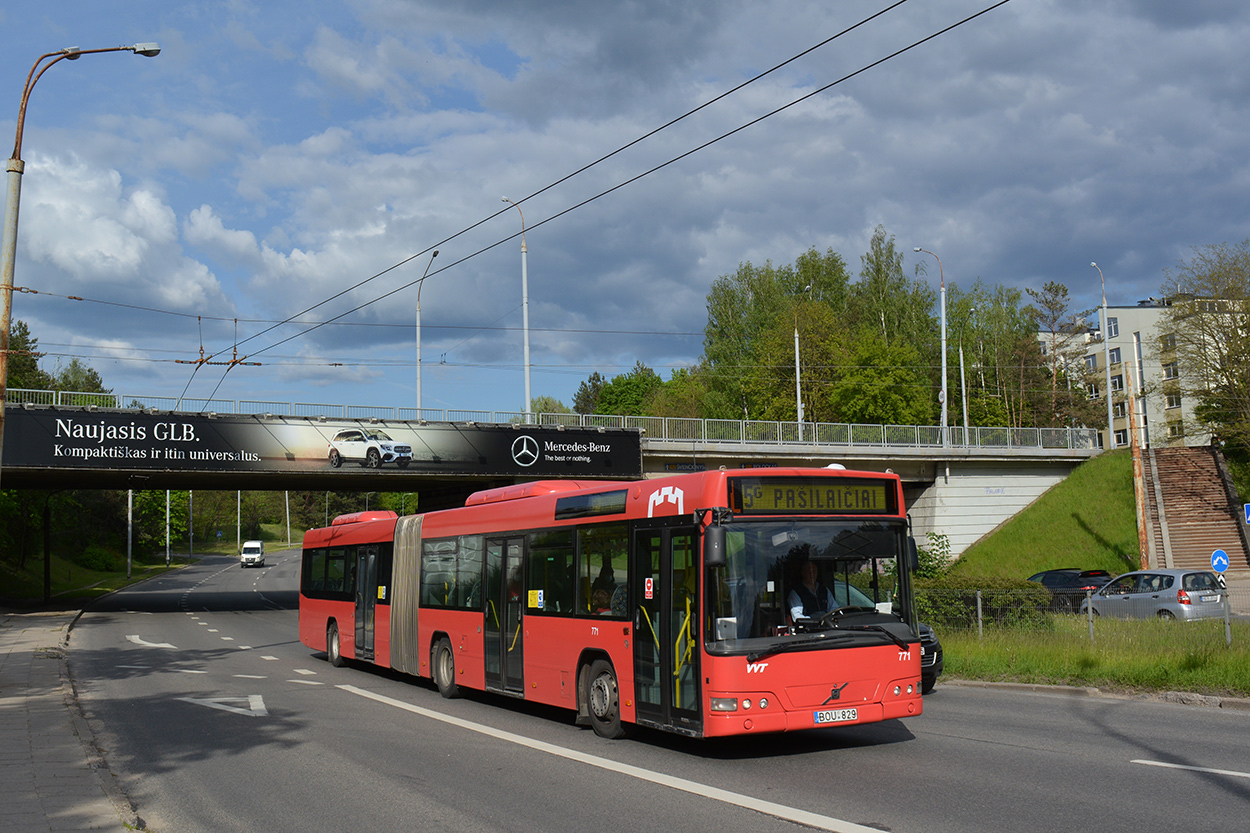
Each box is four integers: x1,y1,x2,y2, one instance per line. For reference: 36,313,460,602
240,540,265,568
328,428,413,469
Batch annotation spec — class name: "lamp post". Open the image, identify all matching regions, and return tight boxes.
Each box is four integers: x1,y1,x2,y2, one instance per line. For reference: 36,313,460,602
501,197,531,421
959,307,974,443
794,284,812,441
914,248,947,446
0,43,160,489
1091,262,1115,450
414,249,439,413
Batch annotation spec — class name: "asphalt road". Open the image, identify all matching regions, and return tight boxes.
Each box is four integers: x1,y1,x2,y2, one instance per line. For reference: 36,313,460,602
69,550,1250,833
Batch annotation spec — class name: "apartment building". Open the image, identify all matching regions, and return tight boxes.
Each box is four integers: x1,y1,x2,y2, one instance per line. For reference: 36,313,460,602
1085,298,1206,451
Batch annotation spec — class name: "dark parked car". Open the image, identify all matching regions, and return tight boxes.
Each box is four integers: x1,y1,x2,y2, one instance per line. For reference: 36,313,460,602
1027,568,1114,612
1078,569,1226,620
918,622,942,694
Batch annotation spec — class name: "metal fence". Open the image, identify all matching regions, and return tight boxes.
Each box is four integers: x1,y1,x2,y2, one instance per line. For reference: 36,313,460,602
917,587,1250,647
7,388,1101,451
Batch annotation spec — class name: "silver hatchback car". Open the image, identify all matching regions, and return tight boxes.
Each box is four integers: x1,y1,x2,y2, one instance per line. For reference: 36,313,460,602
1078,569,1225,621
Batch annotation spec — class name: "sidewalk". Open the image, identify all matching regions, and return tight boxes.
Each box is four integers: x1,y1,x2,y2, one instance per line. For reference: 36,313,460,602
0,610,137,832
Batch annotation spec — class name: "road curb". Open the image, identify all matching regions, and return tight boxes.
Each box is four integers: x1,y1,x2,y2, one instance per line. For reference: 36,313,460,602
943,678,1250,712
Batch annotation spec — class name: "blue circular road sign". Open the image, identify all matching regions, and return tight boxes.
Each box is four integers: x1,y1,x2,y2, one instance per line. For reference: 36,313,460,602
1211,549,1229,573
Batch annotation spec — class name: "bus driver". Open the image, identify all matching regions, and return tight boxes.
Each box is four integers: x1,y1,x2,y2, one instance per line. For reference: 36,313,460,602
788,560,837,621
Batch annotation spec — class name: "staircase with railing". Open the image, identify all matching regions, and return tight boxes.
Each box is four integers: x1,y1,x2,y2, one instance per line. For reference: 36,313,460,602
1142,446,1250,574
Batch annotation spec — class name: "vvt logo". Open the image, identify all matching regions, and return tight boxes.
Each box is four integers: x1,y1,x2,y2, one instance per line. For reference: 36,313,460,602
746,662,769,674
511,435,539,467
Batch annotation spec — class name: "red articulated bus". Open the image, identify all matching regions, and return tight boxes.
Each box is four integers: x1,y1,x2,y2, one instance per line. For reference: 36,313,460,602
299,467,924,739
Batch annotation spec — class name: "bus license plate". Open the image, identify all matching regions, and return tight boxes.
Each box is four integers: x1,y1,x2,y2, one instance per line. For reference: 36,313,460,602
813,708,857,725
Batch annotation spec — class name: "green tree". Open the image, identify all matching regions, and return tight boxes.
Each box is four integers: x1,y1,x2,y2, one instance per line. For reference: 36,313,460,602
6,320,52,390
530,395,571,415
1025,281,1096,425
573,372,606,414
826,331,933,425
596,361,663,416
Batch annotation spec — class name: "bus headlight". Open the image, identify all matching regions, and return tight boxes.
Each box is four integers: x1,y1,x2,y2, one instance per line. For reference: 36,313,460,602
710,698,738,712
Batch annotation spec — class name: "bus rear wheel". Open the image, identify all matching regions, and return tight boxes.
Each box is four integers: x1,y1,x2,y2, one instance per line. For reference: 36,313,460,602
433,638,460,699
327,623,345,667
586,659,628,739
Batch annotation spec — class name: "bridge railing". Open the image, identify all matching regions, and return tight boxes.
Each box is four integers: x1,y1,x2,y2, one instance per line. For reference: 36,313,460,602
7,388,1101,450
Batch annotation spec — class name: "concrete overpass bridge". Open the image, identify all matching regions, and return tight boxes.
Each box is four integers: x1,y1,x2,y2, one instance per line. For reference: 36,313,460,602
5,389,1101,557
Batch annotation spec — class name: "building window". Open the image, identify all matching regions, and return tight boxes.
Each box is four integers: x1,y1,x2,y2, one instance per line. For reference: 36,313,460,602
1115,429,1129,446
1163,362,1179,380
1165,393,1182,409
1084,354,1098,372
1168,421,1185,439
1160,333,1176,351
1106,317,1119,338
1086,383,1100,400
1113,401,1127,418
1108,347,1121,365
1110,374,1124,392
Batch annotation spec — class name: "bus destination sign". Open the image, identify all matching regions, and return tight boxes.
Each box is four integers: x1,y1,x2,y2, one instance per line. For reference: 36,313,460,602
730,477,893,515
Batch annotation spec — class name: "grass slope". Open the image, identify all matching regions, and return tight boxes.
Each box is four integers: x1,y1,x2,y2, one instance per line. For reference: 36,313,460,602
950,449,1142,580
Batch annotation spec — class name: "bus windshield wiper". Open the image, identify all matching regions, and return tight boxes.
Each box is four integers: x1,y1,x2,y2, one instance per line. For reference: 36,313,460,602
834,624,912,651
746,634,855,663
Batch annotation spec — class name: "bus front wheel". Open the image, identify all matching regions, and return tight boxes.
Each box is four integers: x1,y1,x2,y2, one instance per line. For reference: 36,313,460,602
327,623,345,667
586,659,628,739
433,638,460,699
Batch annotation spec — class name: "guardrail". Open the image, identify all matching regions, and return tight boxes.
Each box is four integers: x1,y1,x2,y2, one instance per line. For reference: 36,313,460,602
7,388,1100,450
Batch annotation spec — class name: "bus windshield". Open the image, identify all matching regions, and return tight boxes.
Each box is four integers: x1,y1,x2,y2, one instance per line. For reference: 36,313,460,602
705,518,908,652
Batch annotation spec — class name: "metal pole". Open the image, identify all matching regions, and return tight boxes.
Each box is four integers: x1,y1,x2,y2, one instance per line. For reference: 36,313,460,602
165,489,171,567
0,44,160,491
1092,262,1115,450
415,250,437,413
285,490,291,548
127,489,133,580
915,248,947,446
503,198,531,420
794,317,803,441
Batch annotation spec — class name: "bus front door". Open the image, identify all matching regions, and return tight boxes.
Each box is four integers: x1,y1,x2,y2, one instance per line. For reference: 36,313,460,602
354,544,378,661
632,525,702,735
485,537,525,694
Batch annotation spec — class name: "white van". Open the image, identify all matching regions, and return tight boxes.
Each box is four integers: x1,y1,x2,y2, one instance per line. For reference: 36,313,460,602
240,540,265,568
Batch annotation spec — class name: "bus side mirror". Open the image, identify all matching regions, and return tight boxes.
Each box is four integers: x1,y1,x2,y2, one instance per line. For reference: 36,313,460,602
704,525,726,568
907,537,920,572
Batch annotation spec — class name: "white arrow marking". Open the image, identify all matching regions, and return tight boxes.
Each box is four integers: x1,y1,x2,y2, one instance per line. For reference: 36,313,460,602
178,695,268,717
126,635,177,649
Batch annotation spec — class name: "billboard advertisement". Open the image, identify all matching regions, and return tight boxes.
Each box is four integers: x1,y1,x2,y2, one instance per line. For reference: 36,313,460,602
2,407,643,480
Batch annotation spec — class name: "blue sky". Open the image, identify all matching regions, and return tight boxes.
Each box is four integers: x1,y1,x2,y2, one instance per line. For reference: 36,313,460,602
4,1,1249,416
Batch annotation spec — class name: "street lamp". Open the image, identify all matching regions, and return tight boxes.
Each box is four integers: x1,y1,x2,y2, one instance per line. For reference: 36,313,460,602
414,249,439,413
501,197,531,421
914,248,948,446
1091,262,1115,450
0,43,160,489
794,284,811,441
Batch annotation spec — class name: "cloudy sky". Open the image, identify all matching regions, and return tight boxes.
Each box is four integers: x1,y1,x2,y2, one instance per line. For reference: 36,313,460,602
3,0,1248,416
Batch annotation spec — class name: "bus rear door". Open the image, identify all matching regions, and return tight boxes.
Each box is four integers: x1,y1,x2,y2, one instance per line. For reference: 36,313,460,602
632,523,702,735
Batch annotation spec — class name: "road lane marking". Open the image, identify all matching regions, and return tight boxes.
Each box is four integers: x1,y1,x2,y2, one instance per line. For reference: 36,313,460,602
126,635,177,649
1133,760,1250,779
221,637,235,641
287,679,323,686
261,656,279,661
208,629,218,632
178,695,268,717
176,669,208,674
293,668,316,675
234,674,267,679
339,685,882,833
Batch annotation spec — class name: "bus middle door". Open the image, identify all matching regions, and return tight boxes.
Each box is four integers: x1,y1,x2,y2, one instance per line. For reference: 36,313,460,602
632,523,702,735
354,544,378,661
485,536,525,695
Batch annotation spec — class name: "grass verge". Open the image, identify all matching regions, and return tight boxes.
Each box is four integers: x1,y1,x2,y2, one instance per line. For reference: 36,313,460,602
943,615,1250,698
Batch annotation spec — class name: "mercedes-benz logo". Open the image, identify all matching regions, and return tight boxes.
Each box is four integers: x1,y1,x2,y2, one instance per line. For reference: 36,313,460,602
511,435,540,467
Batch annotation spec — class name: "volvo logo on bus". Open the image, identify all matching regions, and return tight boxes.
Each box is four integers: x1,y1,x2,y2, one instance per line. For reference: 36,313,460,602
822,683,850,704
511,435,540,467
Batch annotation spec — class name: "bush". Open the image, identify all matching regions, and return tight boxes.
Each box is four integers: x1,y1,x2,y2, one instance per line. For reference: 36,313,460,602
78,544,119,572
